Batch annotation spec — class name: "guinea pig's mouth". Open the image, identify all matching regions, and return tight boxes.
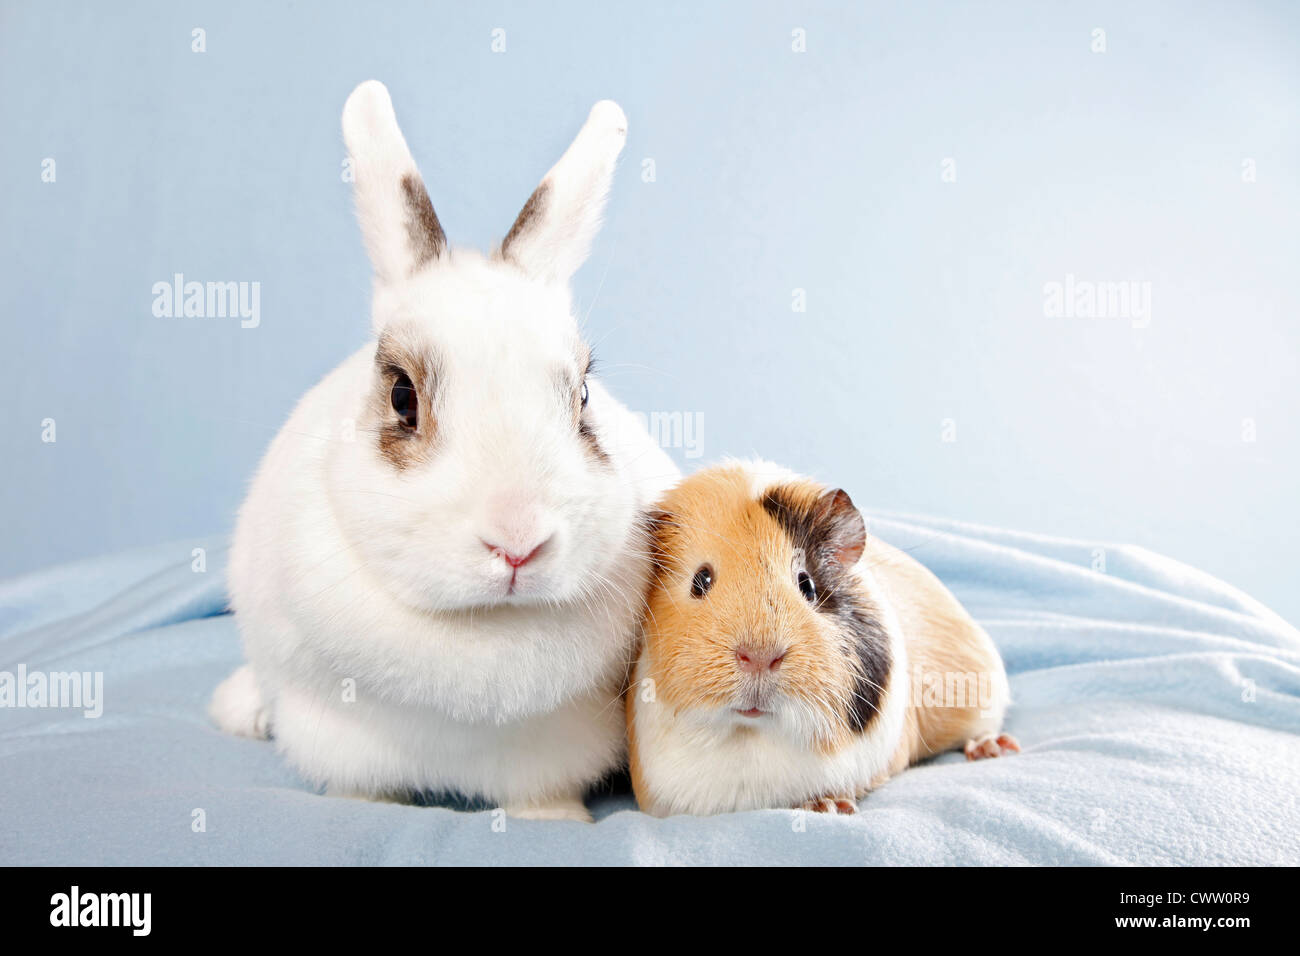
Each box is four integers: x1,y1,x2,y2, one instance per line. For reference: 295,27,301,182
733,688,778,718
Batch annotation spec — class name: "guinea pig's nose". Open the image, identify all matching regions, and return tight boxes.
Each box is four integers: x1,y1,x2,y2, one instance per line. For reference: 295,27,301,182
735,646,785,674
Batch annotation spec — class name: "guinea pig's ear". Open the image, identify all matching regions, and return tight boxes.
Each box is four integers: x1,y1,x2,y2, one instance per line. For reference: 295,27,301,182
498,100,627,284
342,80,446,285
815,489,866,567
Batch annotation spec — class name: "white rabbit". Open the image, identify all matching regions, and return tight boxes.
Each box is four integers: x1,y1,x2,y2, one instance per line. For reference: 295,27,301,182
209,80,678,822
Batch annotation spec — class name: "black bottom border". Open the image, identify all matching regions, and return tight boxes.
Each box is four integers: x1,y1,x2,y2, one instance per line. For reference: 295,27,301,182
3,865,1286,941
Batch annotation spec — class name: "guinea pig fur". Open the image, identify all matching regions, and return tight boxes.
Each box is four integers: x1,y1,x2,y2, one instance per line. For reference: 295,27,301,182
627,461,1018,817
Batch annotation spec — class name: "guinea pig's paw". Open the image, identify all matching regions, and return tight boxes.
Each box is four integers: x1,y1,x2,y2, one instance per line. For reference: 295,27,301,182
964,732,1021,761
798,795,858,815
506,794,594,823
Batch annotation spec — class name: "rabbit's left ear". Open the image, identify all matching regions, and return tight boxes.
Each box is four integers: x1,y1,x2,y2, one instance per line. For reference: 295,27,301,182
342,80,445,284
499,101,628,284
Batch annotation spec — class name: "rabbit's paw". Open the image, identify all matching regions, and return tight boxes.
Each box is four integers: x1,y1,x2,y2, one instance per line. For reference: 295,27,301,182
506,793,593,823
209,664,271,740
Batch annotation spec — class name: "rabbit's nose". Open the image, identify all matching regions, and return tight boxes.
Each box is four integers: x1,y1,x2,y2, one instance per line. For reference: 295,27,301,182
483,538,550,569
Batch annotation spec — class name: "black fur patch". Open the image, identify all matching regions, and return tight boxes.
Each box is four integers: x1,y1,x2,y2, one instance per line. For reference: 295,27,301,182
762,485,892,733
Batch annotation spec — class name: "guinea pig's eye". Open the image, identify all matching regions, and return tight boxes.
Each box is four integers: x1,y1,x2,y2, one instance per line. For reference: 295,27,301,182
797,570,817,604
690,564,714,598
391,372,417,429
580,379,590,409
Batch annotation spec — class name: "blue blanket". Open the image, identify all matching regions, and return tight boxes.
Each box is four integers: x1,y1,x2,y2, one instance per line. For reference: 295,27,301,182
2,514,1297,865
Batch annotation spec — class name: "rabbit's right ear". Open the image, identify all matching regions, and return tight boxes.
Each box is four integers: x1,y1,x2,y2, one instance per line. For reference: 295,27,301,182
342,81,445,284
499,101,628,284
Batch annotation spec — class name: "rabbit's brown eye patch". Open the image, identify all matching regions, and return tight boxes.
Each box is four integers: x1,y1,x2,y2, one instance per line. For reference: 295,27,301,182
570,346,608,466
372,330,440,469
391,371,417,429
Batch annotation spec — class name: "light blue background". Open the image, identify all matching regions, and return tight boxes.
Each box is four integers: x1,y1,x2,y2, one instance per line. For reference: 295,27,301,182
2,1,1297,623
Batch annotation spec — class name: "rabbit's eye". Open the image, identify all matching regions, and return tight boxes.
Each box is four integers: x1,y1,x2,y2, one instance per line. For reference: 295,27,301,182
797,570,817,604
391,372,417,429
690,564,714,598
580,380,589,408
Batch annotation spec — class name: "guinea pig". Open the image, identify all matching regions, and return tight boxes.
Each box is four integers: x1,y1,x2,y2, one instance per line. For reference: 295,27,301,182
627,461,1018,817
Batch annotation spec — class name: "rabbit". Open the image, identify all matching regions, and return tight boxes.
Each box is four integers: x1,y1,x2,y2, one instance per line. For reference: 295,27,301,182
209,80,679,822
626,461,1018,817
